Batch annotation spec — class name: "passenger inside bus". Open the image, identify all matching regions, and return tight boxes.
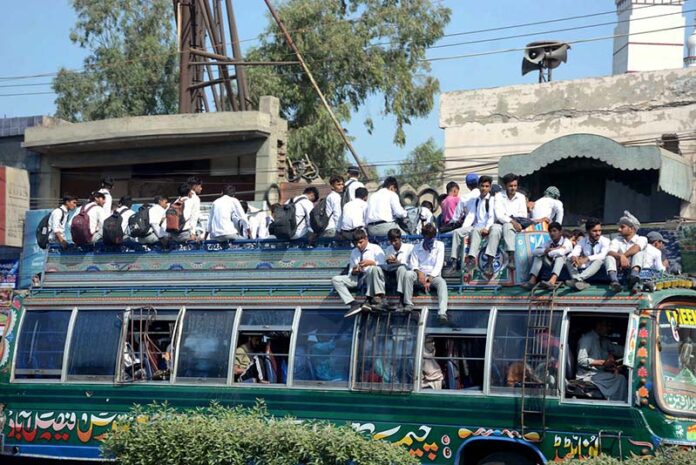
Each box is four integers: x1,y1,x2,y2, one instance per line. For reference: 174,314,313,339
234,333,290,384
424,334,486,391
122,310,177,382
422,337,444,389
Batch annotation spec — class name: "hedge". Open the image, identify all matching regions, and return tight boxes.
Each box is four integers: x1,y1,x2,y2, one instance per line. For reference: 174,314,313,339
565,449,696,465
102,401,420,465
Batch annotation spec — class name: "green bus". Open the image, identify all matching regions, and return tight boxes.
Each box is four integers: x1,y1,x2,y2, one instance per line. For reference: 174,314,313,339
1,237,696,464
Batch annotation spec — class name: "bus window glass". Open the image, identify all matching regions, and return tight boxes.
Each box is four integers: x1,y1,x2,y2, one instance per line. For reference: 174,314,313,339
122,309,179,382
241,310,294,327
293,310,354,387
657,307,696,416
176,310,235,383
15,310,71,380
491,311,561,394
354,311,419,391
67,310,122,380
423,310,490,391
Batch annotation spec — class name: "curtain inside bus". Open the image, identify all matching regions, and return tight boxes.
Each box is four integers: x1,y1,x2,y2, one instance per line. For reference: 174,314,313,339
657,308,696,416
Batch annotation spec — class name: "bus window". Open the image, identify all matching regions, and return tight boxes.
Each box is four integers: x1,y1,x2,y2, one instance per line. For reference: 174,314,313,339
422,310,490,392
67,310,123,381
121,308,179,382
564,313,628,402
656,307,696,415
14,310,71,380
234,309,295,385
293,309,354,387
176,309,236,383
354,311,419,392
490,311,561,394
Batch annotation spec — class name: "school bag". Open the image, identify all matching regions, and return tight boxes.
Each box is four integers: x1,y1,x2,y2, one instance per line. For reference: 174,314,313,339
128,204,152,238
341,180,356,207
70,204,97,246
165,198,186,234
36,208,64,249
399,206,424,235
309,198,329,234
269,198,302,240
102,209,126,245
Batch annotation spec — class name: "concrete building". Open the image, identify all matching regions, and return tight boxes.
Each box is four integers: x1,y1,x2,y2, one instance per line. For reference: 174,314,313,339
613,0,686,74
439,67,696,223
20,96,287,207
687,14,696,67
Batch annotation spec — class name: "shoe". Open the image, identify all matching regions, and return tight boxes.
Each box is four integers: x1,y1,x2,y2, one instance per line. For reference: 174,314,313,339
442,262,460,278
627,274,640,289
540,280,557,290
520,281,535,291
368,299,388,311
344,301,364,318
437,314,449,326
574,281,590,291
565,279,576,288
403,304,415,312
609,281,623,292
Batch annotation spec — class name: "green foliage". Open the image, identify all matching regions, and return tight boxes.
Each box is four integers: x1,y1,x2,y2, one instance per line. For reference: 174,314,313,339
53,0,178,122
102,401,419,465
565,449,696,465
385,137,444,188
248,0,451,177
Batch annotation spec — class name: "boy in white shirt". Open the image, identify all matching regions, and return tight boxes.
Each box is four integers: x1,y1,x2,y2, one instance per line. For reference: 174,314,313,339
382,228,414,297
114,196,135,240
565,218,611,291
98,176,114,215
186,176,203,240
531,186,564,225
324,175,344,237
521,222,573,290
343,165,365,204
606,211,646,293
288,186,318,240
332,229,387,317
337,187,369,240
366,177,408,236
48,194,78,248
490,173,529,270
138,195,170,245
643,231,669,272
84,191,108,243
207,184,248,242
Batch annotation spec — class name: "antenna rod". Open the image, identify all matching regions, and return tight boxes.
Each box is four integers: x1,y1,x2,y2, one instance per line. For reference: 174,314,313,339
262,0,368,179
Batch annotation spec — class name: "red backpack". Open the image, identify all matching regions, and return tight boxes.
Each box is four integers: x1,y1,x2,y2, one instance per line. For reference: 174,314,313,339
71,204,96,245
165,198,186,234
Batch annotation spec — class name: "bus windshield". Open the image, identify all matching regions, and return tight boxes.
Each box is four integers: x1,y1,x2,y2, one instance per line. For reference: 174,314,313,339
657,307,696,416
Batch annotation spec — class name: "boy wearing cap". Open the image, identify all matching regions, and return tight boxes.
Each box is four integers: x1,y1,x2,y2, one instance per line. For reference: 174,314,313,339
344,166,365,204
644,231,669,272
531,186,564,225
606,210,646,292
98,176,114,215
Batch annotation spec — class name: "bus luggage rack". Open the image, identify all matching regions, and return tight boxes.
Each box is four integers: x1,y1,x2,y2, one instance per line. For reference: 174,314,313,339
352,309,419,393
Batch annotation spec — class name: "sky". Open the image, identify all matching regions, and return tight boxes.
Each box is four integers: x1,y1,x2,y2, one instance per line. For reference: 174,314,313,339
1,0,695,173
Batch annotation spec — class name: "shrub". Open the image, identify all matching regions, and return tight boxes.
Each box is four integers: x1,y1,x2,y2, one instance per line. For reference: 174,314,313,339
102,401,419,465
564,448,696,465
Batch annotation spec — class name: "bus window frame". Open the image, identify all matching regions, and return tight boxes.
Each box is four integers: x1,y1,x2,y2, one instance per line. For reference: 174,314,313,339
416,306,493,395
559,307,634,407
11,306,76,384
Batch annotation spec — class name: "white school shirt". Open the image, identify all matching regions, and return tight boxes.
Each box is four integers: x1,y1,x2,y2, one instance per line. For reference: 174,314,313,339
247,206,270,239
325,191,342,231
208,195,248,238
409,240,445,278
570,236,611,262
494,191,528,224
532,197,564,224
148,204,168,238
366,188,407,224
339,198,368,231
288,195,314,237
344,178,365,203
643,244,666,272
463,193,495,229
383,243,414,270
415,207,434,235
98,188,112,215
114,206,135,234
186,192,201,233
609,234,647,254
349,243,385,271
84,202,107,235
48,205,69,242
451,188,480,223
532,236,573,258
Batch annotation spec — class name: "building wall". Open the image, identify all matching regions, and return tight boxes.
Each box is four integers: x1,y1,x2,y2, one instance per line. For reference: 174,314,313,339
0,116,45,204
439,67,696,215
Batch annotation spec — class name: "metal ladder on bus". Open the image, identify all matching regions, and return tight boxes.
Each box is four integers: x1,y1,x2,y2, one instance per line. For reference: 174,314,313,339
520,283,558,437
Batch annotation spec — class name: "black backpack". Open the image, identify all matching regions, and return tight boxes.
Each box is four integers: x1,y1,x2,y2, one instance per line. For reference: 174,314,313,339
103,209,126,245
342,179,356,207
128,204,152,238
36,208,64,249
309,198,330,234
269,198,302,240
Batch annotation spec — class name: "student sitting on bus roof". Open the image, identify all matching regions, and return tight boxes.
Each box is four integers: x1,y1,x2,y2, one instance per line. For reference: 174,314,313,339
531,186,564,225
336,187,368,241
401,224,448,323
170,183,193,243
456,176,496,276
577,319,627,401
207,184,248,242
332,228,387,318
569,229,585,247
422,337,444,390
521,222,572,290
48,194,78,249
643,231,669,272
98,176,114,215
186,176,204,240
79,191,108,244
414,201,435,235
606,211,646,293
241,200,271,240
289,186,318,240
114,196,135,241
491,173,529,271
343,165,365,204
449,173,481,227
323,175,344,238
565,218,610,291
382,228,414,295
439,181,460,225
136,195,170,245
366,176,408,237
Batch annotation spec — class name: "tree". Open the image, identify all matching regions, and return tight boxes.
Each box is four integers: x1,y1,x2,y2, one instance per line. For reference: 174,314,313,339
53,0,178,122
248,0,451,179
386,137,444,188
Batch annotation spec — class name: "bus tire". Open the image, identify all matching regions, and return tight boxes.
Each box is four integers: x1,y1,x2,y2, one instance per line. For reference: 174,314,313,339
477,451,535,465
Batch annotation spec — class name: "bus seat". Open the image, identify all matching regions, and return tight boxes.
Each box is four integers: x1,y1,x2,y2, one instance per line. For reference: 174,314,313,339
280,359,288,383
564,346,604,400
446,360,457,389
264,356,277,383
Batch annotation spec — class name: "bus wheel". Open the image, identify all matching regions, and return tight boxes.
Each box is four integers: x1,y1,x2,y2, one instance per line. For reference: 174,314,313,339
477,452,535,465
